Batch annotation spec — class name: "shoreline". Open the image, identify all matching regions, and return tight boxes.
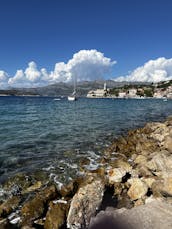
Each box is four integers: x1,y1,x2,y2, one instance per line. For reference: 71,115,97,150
1,116,172,228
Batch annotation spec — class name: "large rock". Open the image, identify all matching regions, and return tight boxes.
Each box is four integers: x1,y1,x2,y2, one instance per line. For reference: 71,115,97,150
67,176,105,229
108,168,127,184
44,201,69,229
146,151,172,178
152,177,172,197
89,200,172,229
127,178,148,201
21,185,57,226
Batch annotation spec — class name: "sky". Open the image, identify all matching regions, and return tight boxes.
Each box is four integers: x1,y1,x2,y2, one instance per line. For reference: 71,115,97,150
1,0,172,88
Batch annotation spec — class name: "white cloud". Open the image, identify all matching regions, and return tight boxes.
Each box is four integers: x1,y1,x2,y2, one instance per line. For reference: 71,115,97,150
50,49,116,82
114,57,172,82
0,71,9,88
8,61,49,88
0,49,116,88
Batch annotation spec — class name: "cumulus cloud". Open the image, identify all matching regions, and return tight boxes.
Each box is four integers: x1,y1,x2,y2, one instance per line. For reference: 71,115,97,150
0,71,9,88
114,57,172,83
8,61,49,88
0,49,116,88
50,49,116,82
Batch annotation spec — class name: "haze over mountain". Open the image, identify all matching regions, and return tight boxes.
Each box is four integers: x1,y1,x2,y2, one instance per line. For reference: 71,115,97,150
0,80,150,97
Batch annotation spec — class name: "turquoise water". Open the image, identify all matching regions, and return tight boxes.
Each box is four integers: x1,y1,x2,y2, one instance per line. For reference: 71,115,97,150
0,96,172,183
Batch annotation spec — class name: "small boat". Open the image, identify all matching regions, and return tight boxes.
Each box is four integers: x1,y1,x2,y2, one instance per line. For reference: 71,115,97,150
54,98,61,101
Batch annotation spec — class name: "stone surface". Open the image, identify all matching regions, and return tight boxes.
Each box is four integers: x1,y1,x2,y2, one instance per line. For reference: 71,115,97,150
0,196,20,217
163,135,172,152
108,168,127,184
44,201,69,229
127,178,148,201
24,181,42,193
21,185,57,226
67,176,105,229
89,200,172,229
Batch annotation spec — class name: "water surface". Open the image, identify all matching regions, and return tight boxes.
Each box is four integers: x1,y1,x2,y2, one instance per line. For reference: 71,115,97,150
0,96,172,183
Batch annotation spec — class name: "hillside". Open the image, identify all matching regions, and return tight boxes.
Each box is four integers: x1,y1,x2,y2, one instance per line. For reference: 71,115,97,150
0,80,148,97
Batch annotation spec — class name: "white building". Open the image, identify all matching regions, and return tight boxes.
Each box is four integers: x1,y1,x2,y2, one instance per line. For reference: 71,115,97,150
87,83,108,98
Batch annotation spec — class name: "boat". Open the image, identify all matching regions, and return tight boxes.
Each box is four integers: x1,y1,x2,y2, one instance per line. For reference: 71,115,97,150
68,91,76,101
68,77,77,101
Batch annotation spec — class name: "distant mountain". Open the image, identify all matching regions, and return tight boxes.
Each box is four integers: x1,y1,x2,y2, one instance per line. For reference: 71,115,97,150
0,80,152,97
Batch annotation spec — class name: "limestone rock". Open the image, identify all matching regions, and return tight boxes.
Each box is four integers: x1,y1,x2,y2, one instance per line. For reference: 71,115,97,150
162,177,172,196
67,177,105,229
142,177,156,188
44,201,69,229
127,178,148,201
21,185,57,226
134,155,147,165
146,152,172,178
163,135,172,152
110,159,132,173
108,168,127,184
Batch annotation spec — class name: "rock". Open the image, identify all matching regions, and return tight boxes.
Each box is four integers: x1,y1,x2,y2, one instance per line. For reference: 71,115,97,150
24,181,42,193
110,159,132,173
136,165,153,177
39,185,57,201
0,218,10,229
89,200,172,229
21,185,57,226
146,152,172,178
44,201,69,229
134,199,144,207
142,177,156,188
163,135,172,152
67,176,105,229
108,168,127,184
162,177,172,196
0,196,20,217
21,195,45,226
134,155,147,165
127,178,148,201
4,173,33,195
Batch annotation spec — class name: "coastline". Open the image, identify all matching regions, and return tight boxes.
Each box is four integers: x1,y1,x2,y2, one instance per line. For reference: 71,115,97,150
1,116,172,228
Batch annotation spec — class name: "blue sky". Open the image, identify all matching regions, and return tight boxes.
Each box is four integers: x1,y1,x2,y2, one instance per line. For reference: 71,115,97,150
0,0,172,87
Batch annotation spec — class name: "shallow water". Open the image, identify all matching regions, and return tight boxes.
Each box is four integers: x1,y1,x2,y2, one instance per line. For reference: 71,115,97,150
0,96,172,184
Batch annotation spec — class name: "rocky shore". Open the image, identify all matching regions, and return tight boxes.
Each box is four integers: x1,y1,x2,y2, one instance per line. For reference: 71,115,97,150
1,116,172,228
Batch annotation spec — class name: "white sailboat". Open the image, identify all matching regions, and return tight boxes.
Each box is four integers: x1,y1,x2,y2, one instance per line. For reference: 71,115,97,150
68,91,76,101
68,76,77,101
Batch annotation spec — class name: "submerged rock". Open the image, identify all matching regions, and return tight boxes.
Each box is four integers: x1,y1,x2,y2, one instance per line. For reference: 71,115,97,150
67,176,105,229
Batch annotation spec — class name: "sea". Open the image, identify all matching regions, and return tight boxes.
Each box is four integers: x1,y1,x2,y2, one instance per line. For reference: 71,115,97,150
0,96,172,186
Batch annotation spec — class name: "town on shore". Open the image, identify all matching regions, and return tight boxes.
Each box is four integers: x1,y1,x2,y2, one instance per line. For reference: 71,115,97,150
87,80,172,99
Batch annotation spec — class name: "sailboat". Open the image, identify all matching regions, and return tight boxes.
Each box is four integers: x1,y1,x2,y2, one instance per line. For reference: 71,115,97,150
68,76,77,101
68,90,76,101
